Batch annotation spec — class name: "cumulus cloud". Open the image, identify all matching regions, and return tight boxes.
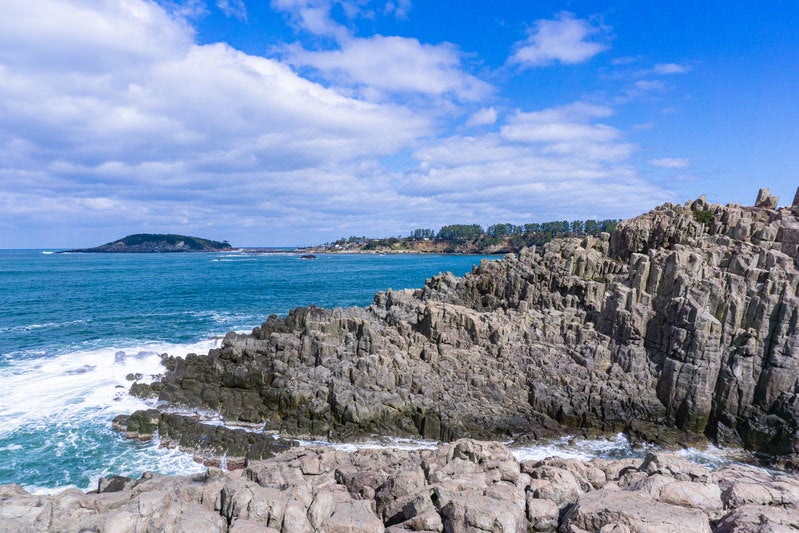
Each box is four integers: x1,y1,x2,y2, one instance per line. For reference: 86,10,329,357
498,102,634,164
0,0,438,246
649,158,689,168
509,12,609,68
466,107,498,127
500,102,617,144
401,100,667,222
404,136,664,219
284,35,491,102
273,0,490,103
0,1,673,248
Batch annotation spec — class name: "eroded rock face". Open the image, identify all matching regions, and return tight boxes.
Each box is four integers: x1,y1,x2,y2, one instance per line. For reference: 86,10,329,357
4,439,799,532
130,189,799,463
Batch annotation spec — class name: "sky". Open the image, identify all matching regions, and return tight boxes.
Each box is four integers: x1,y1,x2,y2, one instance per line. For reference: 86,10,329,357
1,1,798,248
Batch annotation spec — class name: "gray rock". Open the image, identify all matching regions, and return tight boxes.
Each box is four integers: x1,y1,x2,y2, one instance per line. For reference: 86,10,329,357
715,504,799,532
7,438,799,532
561,489,712,532
125,189,799,466
755,187,779,209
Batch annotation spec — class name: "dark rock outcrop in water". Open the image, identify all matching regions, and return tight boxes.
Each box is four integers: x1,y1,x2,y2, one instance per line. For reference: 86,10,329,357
129,187,799,466
67,233,232,253
4,439,799,531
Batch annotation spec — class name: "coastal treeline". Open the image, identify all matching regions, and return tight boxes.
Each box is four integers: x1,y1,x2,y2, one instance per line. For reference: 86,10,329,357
331,219,620,252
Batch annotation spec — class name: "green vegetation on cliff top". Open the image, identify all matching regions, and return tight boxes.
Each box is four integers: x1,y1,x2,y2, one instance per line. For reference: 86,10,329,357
315,219,620,254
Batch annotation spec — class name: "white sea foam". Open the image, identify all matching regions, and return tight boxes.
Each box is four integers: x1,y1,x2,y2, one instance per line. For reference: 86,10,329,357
0,319,88,334
676,444,743,469
23,435,206,494
292,435,439,452
0,339,219,437
511,433,643,463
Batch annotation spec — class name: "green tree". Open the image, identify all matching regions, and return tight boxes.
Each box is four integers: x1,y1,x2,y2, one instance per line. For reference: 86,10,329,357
438,224,483,241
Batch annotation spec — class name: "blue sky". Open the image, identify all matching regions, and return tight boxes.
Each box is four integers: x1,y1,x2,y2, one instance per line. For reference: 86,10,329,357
1,1,798,248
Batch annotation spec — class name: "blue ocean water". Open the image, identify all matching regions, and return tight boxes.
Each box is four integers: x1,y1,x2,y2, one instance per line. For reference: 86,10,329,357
0,250,493,492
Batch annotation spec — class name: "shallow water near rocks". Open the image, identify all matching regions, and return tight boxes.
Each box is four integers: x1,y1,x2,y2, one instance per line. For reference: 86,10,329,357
0,250,495,491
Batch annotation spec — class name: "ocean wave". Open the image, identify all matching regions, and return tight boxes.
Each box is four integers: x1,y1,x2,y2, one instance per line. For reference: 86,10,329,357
0,319,89,334
0,339,219,437
22,435,205,494
0,339,219,490
510,433,643,463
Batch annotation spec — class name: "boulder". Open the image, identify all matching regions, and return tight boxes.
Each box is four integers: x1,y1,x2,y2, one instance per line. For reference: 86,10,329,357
561,489,712,532
715,504,799,532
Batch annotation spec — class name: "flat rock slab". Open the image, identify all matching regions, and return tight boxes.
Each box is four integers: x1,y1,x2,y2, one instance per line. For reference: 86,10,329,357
562,489,712,533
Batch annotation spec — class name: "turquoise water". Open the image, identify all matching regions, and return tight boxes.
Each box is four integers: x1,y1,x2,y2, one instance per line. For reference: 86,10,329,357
0,250,492,491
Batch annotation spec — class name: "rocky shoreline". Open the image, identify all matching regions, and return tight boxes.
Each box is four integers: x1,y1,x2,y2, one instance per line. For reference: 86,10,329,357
121,187,799,467
4,438,799,531
5,187,799,531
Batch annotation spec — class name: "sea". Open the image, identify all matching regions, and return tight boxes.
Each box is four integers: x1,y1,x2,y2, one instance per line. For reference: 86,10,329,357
0,249,735,494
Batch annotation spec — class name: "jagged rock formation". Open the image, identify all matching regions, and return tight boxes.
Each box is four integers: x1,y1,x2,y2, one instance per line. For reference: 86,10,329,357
111,409,295,469
128,188,799,465
3,439,799,532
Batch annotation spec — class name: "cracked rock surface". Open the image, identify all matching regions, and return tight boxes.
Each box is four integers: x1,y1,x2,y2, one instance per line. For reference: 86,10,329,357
3,439,799,532
127,189,799,465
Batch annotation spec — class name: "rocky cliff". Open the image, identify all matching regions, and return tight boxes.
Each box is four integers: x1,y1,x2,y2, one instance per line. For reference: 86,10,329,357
4,439,799,532
126,188,799,467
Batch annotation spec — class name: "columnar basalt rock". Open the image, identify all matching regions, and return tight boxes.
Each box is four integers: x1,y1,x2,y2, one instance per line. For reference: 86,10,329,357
3,439,799,532
127,187,799,466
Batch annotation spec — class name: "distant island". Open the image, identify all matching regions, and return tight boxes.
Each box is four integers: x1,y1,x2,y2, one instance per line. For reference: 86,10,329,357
300,219,620,255
67,233,233,253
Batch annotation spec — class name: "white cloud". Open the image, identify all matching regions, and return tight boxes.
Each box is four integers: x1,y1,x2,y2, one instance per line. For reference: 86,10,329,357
500,102,618,144
402,101,668,221
403,138,665,218
271,0,351,40
509,12,609,68
285,36,491,101
635,79,665,91
466,107,497,127
0,1,675,248
654,62,690,74
217,0,247,20
384,0,411,18
649,158,689,168
162,0,209,19
0,0,442,246
0,0,194,73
